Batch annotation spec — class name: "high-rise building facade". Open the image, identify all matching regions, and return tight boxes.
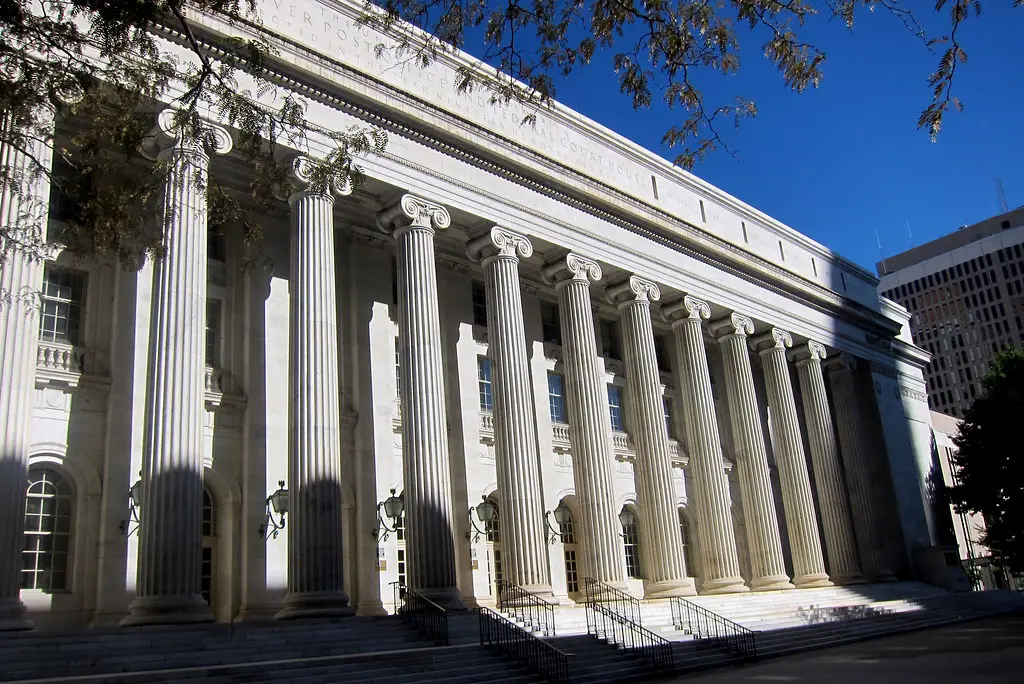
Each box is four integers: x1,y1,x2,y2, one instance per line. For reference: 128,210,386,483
877,208,1024,417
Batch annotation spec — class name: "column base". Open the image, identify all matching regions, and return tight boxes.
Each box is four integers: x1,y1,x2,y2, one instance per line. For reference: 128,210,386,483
698,576,750,595
355,599,388,617
829,573,868,585
749,575,796,592
518,583,557,603
121,594,214,626
417,586,468,611
793,572,835,589
0,598,33,631
643,577,697,599
277,591,355,619
867,570,898,582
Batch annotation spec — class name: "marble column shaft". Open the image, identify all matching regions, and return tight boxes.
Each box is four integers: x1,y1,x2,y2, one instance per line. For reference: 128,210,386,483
467,227,551,595
125,110,231,625
610,277,695,598
711,314,793,592
279,157,351,618
794,342,864,584
663,296,747,595
0,100,61,630
377,194,464,609
827,354,895,580
755,329,832,588
542,254,625,589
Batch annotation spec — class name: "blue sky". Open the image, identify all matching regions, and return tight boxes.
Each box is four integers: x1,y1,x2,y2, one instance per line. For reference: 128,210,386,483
538,3,1024,274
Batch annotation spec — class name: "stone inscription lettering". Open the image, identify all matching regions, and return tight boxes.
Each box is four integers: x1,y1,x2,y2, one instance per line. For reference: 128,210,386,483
263,0,647,194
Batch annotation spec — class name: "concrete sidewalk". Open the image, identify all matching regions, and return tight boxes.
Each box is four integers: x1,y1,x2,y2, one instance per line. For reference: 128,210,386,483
671,613,1024,684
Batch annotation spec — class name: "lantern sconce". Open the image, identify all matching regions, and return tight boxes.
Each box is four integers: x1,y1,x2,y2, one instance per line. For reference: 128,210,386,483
259,480,289,540
544,502,572,545
617,507,636,539
119,473,143,537
373,489,404,543
466,496,496,543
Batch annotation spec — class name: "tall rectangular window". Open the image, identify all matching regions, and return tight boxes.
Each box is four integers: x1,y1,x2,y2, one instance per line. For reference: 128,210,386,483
663,396,674,438
471,280,488,327
608,385,625,432
541,301,561,345
622,512,641,579
394,336,401,399
548,372,567,424
653,335,671,373
39,266,86,345
205,299,222,367
478,357,493,411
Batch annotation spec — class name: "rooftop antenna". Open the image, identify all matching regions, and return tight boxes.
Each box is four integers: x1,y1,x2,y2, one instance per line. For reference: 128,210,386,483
996,178,1009,213
905,218,913,247
874,227,883,257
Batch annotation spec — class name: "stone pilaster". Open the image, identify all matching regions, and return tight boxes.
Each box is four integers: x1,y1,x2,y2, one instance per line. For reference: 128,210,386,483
793,342,864,584
278,156,352,618
467,227,551,596
377,194,465,609
542,254,625,589
0,81,74,631
710,314,793,592
608,277,696,598
753,329,832,589
663,296,748,595
827,353,896,581
124,109,232,625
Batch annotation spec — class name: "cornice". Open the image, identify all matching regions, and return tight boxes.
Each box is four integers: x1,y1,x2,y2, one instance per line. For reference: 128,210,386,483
157,10,899,339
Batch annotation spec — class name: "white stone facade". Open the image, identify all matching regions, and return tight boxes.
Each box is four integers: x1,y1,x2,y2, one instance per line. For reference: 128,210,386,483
0,0,948,630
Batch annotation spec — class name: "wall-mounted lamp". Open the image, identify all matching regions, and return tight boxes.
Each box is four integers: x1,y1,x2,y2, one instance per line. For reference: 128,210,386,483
544,502,572,545
373,489,404,543
119,473,143,537
259,480,288,540
617,507,635,538
466,496,496,543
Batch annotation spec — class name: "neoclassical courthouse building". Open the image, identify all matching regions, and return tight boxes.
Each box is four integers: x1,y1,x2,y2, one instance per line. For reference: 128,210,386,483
1,0,952,631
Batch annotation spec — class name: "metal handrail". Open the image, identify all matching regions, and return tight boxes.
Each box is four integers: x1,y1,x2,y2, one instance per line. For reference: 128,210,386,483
497,579,557,636
391,581,449,645
670,597,756,659
582,577,674,672
479,607,570,684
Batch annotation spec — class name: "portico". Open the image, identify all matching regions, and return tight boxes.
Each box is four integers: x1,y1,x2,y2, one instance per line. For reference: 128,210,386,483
0,0,944,631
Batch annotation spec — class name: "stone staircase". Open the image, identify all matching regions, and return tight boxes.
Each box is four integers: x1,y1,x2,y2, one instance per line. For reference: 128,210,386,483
1,585,1021,683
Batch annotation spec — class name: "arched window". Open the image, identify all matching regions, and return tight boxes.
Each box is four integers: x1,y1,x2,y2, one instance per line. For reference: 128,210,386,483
621,506,641,579
201,487,215,605
22,468,73,592
559,505,579,595
485,499,500,544
678,509,692,576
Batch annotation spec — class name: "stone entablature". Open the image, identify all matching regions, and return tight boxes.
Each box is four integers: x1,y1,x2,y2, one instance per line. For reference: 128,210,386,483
177,1,896,343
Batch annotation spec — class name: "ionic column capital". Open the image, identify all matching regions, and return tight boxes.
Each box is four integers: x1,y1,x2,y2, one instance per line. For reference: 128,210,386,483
607,275,661,308
752,327,793,354
662,295,710,325
376,193,451,236
824,352,859,374
286,154,353,201
791,340,829,366
140,108,233,162
710,312,755,340
466,225,533,264
542,252,602,287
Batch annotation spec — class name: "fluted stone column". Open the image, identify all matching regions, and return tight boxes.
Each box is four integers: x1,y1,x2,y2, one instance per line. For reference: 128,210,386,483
753,329,832,588
793,342,864,584
466,227,551,596
124,110,232,625
710,314,793,592
0,80,76,630
663,296,748,595
377,194,465,609
608,277,696,598
827,353,896,581
542,254,625,589
278,156,352,618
